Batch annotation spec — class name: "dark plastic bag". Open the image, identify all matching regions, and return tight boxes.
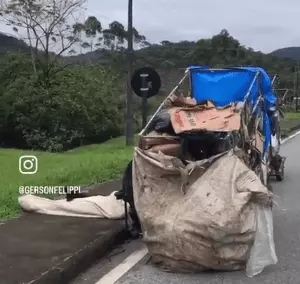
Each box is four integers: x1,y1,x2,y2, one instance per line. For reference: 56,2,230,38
147,110,175,135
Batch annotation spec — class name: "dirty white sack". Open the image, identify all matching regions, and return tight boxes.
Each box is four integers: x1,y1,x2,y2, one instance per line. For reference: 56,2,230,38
18,191,127,219
132,148,277,275
271,134,280,155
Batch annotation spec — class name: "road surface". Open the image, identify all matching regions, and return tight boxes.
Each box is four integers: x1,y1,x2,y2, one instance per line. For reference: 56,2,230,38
72,133,300,284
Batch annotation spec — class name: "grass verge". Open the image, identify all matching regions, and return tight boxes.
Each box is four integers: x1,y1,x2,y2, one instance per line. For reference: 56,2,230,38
280,111,300,138
0,136,134,220
284,111,300,120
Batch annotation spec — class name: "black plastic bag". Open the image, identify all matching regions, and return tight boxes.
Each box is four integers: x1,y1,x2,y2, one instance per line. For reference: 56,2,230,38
147,110,175,135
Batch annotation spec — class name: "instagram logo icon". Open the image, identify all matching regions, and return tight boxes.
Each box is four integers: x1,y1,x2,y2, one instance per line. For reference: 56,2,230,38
19,155,38,174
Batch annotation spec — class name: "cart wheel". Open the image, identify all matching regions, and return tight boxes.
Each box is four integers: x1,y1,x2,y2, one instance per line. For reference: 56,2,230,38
267,183,273,192
267,184,274,209
276,167,284,181
130,229,142,239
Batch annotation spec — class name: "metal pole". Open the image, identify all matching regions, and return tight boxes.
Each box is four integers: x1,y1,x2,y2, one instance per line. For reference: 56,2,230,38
293,68,297,109
125,0,134,145
271,74,277,91
282,89,289,103
140,73,149,128
296,63,299,111
244,71,260,102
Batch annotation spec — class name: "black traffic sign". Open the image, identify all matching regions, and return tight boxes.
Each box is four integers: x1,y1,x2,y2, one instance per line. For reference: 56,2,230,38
131,67,161,98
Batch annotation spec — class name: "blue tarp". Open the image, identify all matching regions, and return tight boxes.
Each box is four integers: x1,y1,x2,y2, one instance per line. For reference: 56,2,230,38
189,67,277,154
186,65,210,71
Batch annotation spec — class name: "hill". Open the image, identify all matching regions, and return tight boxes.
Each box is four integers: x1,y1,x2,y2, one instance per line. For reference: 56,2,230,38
0,32,29,54
270,47,300,61
0,29,297,91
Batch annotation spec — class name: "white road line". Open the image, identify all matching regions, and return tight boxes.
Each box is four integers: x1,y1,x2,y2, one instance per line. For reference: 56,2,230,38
94,247,148,284
281,130,300,144
94,128,300,284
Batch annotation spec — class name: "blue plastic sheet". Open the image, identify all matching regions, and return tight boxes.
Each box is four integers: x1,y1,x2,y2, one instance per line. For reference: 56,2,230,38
186,65,210,71
189,67,277,154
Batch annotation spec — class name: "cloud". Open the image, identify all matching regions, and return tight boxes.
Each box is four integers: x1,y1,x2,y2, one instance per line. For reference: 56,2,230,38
85,0,300,52
1,0,299,53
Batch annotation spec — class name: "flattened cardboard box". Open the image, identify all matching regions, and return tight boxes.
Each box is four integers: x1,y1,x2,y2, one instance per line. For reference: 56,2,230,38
169,106,241,134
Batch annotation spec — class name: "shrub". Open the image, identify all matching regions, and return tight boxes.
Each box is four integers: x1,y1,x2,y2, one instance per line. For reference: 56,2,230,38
0,53,124,151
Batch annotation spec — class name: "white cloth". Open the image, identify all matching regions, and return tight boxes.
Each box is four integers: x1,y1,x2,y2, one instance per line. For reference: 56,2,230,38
18,191,128,219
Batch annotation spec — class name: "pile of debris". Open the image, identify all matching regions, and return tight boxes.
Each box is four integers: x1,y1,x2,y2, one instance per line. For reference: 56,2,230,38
131,92,277,277
139,93,241,160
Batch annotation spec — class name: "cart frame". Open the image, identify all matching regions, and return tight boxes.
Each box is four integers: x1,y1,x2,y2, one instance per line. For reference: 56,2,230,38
140,66,285,184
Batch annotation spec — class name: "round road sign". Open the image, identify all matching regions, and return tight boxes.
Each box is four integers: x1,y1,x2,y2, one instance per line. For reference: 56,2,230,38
131,67,161,98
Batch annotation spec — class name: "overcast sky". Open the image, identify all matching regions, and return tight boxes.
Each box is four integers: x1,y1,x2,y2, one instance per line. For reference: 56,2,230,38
1,0,299,53
85,0,300,53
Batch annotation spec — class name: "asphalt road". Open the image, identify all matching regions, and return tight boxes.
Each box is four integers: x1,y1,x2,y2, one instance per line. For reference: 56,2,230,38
73,133,300,284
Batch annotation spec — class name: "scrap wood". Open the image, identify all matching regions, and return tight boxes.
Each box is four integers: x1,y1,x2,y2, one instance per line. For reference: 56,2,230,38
165,92,197,107
138,131,179,150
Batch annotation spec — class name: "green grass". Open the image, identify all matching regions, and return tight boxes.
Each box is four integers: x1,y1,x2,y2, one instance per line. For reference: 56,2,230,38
280,111,300,138
0,136,134,220
284,111,300,120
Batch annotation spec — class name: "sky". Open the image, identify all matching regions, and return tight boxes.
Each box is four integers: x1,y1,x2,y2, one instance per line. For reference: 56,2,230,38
1,0,300,53
84,0,300,53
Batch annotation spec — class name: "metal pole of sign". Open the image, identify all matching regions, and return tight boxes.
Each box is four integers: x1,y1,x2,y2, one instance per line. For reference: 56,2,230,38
140,73,149,128
296,63,299,112
125,0,134,146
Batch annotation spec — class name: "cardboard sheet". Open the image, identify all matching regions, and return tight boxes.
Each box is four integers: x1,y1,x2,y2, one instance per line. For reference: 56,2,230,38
169,105,241,134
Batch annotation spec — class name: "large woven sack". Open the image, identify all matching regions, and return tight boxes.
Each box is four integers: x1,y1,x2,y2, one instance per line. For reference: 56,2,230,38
132,148,273,272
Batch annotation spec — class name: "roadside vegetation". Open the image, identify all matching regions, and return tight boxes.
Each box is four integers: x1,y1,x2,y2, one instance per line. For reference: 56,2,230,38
0,137,134,219
284,111,300,120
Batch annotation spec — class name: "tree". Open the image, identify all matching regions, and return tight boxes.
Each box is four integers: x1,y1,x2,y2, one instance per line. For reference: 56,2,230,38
108,21,126,50
0,52,124,151
102,28,114,50
74,16,102,52
68,48,76,55
0,0,86,82
160,40,172,45
140,40,151,48
71,16,147,52
132,27,146,47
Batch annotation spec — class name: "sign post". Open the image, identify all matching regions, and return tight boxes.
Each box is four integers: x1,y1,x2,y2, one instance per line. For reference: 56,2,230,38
126,0,134,146
140,73,149,127
131,67,161,128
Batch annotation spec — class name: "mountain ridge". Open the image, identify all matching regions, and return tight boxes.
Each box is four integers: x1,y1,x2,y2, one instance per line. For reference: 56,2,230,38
1,31,298,61
270,47,300,60
0,31,297,91
0,32,29,53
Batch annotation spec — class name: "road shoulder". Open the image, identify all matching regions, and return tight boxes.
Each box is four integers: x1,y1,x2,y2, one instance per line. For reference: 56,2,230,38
0,180,127,284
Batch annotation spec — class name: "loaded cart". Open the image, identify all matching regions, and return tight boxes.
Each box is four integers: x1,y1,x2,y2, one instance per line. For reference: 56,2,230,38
116,66,280,277
139,66,285,185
